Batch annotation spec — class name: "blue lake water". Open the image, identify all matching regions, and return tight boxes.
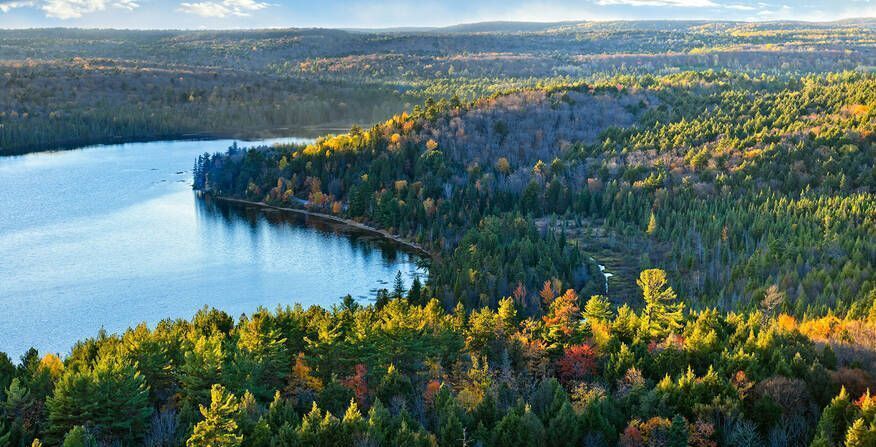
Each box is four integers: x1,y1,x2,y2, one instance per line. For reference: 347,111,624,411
0,138,425,359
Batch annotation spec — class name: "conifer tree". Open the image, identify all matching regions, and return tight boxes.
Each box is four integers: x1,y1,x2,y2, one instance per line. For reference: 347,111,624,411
408,275,424,305
546,402,579,447
843,418,872,447
497,297,518,332
89,357,152,443
393,271,406,299
61,426,96,447
187,384,243,447
811,387,856,447
646,211,658,236
583,295,613,324
365,400,391,446
637,269,684,338
668,415,688,447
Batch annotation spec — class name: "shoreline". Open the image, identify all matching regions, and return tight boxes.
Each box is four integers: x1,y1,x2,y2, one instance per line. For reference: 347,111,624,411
0,124,355,157
213,195,435,260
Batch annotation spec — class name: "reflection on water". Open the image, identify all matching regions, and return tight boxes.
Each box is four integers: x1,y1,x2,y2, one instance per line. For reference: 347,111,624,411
199,196,418,267
0,137,426,359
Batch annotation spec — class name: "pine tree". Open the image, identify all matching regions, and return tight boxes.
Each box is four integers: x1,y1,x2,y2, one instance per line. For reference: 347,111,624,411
393,271,406,299
46,371,93,444
492,410,523,447
811,387,856,447
61,426,96,447
89,357,152,443
497,297,518,332
187,384,243,447
546,402,579,447
365,400,391,446
668,415,688,447
519,406,546,447
646,211,658,236
407,275,424,305
638,269,684,338
843,418,872,447
437,408,464,447
179,333,225,412
342,398,366,444
583,295,613,324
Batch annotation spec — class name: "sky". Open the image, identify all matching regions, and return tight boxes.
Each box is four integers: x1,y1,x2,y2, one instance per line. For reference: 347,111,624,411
0,0,873,29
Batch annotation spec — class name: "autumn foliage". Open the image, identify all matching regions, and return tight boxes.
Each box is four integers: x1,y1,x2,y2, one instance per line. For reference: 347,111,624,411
555,344,597,385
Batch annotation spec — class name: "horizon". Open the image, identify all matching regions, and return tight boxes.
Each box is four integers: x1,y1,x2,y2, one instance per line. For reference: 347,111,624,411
0,0,874,30
2,16,876,32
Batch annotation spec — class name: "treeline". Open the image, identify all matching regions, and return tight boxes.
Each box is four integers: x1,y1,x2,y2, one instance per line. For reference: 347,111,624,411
196,71,874,316
3,21,876,154
0,61,408,154
2,270,875,446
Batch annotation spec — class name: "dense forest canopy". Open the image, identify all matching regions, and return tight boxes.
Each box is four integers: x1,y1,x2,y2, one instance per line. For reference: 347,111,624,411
2,272,875,446
196,71,875,317
2,19,876,447
2,20,876,154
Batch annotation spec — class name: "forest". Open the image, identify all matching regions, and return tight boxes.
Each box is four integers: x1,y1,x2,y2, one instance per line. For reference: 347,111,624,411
2,20,876,154
195,71,875,317
1,19,876,447
1,271,875,446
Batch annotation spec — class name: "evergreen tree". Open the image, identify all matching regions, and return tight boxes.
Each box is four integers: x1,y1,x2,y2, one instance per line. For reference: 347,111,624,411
47,371,93,444
341,398,366,444
668,415,688,447
843,418,870,447
637,269,684,338
407,276,424,305
546,402,579,447
811,387,856,447
187,384,244,447
646,211,658,236
89,356,153,443
583,295,613,325
61,426,96,447
393,271,407,299
437,408,464,447
364,400,391,446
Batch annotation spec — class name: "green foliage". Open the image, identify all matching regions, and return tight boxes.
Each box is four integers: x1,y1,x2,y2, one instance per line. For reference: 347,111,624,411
187,384,243,447
0,272,872,446
61,426,96,447
638,269,684,338
583,295,613,325
47,356,151,445
4,38,876,445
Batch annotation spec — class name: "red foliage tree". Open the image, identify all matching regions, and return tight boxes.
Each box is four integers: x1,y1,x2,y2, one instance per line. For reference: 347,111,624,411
343,363,369,408
555,343,597,384
423,379,442,407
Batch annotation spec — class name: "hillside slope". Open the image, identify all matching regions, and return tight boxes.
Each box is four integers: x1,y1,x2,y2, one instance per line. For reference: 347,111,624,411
197,71,875,316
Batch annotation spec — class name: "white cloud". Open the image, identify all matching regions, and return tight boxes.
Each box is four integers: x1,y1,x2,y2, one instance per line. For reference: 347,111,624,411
596,0,718,7
0,0,32,11
0,0,34,12
114,0,138,10
178,0,229,16
179,0,268,17
39,0,138,18
724,3,757,10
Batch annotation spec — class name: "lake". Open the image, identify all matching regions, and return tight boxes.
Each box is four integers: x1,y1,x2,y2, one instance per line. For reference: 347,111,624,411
0,138,426,360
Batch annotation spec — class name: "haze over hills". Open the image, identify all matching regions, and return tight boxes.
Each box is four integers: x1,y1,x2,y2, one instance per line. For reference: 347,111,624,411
2,19,875,154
